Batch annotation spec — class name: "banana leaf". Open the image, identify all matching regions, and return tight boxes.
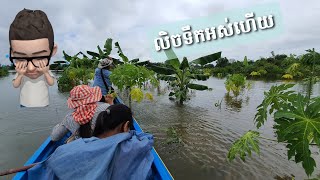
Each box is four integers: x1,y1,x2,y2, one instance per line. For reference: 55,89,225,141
191,51,222,66
189,74,209,81
149,65,175,75
187,83,209,90
135,60,150,66
63,51,72,62
158,75,177,81
164,48,178,60
87,51,100,58
115,42,129,63
103,38,113,55
130,58,140,63
180,57,189,70
165,58,180,70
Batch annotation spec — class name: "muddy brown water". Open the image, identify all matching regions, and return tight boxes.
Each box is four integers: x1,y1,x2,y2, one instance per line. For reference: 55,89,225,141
0,72,319,180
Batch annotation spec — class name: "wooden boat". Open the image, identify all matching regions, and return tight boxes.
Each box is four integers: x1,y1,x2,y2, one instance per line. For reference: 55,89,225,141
13,97,173,180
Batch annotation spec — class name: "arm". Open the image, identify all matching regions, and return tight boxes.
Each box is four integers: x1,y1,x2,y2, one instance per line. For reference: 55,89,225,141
37,60,54,86
12,61,27,88
51,123,69,141
44,72,55,86
12,74,24,88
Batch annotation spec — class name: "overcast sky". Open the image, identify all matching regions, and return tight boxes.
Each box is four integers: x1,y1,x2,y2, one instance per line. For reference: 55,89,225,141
0,0,319,65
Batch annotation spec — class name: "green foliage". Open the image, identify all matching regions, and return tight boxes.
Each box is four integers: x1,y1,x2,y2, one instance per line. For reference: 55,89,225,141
274,95,320,176
130,87,144,103
243,56,249,66
254,83,296,128
87,38,113,60
149,50,221,104
208,50,320,80
225,74,247,96
0,66,9,77
165,127,182,144
227,131,260,162
250,71,261,76
232,82,320,176
58,51,97,92
110,63,157,91
282,74,293,79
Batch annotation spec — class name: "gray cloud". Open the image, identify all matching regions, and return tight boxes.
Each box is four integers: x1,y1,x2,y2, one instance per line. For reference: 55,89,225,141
0,0,319,65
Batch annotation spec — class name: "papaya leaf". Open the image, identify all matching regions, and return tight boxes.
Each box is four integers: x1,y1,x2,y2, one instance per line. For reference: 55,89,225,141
274,94,320,176
187,83,209,90
254,84,296,129
227,131,260,162
190,51,222,66
130,87,144,103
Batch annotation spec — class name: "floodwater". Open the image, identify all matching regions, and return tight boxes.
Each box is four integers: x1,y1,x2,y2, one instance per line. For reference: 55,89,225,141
0,72,319,180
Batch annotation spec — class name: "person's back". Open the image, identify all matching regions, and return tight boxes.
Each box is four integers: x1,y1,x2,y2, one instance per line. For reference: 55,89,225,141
92,58,113,95
50,85,114,142
28,104,154,180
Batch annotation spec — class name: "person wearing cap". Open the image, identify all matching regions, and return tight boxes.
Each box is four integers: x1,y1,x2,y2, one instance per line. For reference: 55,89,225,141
28,104,155,179
92,57,114,97
50,85,114,142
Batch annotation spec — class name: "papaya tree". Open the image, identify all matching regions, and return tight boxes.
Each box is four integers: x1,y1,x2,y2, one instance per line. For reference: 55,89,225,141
109,41,158,109
148,49,221,105
227,49,320,177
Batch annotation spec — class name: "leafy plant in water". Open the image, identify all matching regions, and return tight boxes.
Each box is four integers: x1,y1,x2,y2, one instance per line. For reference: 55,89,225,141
228,49,320,176
149,48,221,104
0,66,9,77
227,131,260,161
165,127,183,144
225,74,247,97
109,42,158,108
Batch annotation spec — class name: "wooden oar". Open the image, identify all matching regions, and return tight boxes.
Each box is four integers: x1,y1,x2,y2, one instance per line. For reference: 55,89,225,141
0,163,38,176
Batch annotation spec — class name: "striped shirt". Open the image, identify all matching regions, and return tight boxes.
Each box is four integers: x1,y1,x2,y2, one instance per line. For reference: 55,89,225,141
51,102,110,141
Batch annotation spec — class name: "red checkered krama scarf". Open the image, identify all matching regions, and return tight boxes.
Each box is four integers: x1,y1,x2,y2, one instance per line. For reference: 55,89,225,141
67,85,102,125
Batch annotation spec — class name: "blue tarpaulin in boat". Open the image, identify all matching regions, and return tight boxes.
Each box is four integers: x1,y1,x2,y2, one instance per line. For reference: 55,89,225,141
27,130,154,180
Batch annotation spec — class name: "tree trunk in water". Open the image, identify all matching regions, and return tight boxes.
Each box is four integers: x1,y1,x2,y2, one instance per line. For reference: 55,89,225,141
179,98,183,105
128,87,132,110
157,85,161,95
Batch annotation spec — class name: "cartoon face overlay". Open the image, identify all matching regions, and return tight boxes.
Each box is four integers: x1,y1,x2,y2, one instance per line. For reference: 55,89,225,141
10,38,52,79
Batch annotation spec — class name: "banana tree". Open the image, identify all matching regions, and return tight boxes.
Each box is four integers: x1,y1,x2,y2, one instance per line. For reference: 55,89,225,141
87,38,149,66
149,49,221,105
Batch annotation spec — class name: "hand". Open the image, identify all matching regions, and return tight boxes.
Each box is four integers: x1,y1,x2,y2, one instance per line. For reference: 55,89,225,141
36,60,49,74
15,61,27,76
105,94,114,105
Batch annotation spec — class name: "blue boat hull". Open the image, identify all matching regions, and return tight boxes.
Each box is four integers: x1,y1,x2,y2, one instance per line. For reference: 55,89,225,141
13,98,173,180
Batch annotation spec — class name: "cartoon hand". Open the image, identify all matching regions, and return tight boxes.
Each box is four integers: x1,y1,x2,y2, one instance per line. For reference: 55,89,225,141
36,60,49,74
105,94,114,105
15,61,27,75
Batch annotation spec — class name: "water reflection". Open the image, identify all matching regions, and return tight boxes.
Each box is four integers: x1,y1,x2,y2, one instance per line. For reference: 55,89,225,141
224,93,245,112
